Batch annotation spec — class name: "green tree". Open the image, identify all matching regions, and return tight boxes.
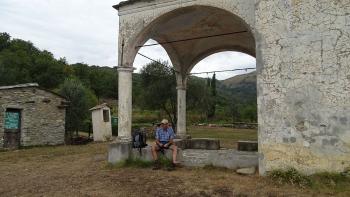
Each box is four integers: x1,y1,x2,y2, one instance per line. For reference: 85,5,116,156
0,34,67,88
241,104,257,122
187,76,210,121
139,61,177,128
0,32,10,51
59,78,97,143
228,98,241,122
207,73,217,119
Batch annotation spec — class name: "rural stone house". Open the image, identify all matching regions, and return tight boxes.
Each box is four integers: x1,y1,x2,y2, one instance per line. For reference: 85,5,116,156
0,83,68,149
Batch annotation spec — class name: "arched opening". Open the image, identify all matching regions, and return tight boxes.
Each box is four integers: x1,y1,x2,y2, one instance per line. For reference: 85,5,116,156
187,51,257,149
118,4,257,146
132,39,178,131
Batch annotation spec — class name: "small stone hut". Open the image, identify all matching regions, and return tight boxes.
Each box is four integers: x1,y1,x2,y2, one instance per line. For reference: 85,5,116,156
90,103,112,142
0,83,68,149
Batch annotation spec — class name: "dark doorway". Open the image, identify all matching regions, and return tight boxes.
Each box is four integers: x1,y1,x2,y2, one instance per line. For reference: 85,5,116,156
4,109,21,149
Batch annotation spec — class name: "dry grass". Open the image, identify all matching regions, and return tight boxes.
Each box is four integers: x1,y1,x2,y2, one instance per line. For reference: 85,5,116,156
1,143,347,197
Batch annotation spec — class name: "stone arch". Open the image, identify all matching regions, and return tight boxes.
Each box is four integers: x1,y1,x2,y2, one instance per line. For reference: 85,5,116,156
119,4,258,139
119,4,256,74
117,2,258,141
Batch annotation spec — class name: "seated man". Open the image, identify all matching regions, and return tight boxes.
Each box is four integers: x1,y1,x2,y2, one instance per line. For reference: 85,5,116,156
151,119,179,170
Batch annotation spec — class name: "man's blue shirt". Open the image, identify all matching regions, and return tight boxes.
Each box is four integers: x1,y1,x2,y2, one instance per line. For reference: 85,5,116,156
155,127,175,143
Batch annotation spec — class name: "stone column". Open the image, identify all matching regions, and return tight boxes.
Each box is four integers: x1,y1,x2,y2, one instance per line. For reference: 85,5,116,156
177,86,186,138
117,66,134,142
176,74,190,139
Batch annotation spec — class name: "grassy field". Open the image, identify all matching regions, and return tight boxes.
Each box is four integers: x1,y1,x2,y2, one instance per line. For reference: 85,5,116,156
142,126,257,149
1,143,349,196
187,126,257,149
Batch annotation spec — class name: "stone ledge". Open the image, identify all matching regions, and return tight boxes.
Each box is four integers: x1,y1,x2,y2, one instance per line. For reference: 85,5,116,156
183,149,258,169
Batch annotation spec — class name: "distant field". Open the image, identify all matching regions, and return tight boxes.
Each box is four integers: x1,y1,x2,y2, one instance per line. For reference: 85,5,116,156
188,126,257,149
143,126,257,149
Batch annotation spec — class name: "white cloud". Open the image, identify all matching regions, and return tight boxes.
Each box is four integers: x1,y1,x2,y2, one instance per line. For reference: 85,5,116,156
0,0,121,66
133,40,256,80
0,0,256,79
191,52,256,80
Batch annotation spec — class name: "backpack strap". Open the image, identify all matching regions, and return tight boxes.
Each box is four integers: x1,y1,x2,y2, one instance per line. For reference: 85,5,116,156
139,133,143,156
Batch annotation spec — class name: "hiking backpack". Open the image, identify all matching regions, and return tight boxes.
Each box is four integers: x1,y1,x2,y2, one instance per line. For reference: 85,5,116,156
132,129,147,154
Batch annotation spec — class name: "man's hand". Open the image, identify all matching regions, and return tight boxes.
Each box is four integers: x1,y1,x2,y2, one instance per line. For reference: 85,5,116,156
164,143,169,148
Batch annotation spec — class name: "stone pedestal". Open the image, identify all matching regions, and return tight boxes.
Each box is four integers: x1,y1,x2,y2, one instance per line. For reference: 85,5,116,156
108,142,132,165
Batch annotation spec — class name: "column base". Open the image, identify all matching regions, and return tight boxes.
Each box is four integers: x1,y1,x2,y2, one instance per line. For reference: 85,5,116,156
115,136,132,143
175,134,191,140
108,142,132,165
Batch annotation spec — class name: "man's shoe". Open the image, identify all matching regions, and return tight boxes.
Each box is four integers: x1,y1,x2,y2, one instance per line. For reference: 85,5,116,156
173,162,183,168
152,160,160,170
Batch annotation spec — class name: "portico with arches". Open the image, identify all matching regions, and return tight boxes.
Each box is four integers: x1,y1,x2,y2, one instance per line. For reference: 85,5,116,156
111,0,350,175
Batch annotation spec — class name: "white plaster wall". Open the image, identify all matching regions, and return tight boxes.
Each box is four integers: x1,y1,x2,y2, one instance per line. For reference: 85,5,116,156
92,107,112,142
255,0,350,174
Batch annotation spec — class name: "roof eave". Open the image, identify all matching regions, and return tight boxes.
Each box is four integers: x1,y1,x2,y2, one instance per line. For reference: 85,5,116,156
112,4,120,10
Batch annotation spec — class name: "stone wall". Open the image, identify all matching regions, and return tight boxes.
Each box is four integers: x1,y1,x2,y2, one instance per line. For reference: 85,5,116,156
256,0,350,174
0,87,66,147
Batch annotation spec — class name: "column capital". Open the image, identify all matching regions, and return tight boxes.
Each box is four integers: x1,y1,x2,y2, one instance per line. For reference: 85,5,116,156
117,66,135,73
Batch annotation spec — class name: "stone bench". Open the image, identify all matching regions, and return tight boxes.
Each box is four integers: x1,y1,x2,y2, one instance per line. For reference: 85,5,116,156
174,138,220,150
131,145,183,162
182,149,258,169
108,142,258,170
108,142,183,164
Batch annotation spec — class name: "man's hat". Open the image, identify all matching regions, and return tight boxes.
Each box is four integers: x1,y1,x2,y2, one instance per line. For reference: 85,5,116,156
161,119,169,124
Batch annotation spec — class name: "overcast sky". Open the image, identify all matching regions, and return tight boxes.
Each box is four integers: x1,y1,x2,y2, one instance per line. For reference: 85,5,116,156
0,0,256,80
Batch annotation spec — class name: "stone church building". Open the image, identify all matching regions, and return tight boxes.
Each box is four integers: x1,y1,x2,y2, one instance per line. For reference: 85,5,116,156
0,83,68,149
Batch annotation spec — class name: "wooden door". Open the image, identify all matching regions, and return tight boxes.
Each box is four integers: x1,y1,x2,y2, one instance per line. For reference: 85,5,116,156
4,109,21,149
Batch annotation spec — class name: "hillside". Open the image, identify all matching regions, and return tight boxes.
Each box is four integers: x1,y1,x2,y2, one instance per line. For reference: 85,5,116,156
222,71,256,88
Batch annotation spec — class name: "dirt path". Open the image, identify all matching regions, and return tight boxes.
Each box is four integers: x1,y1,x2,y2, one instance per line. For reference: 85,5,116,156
0,143,344,197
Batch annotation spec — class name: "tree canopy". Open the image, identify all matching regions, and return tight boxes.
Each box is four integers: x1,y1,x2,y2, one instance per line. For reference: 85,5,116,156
0,32,258,136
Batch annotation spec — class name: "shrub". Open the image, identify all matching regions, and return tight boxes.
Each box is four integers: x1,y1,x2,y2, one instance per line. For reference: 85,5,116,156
269,168,311,188
310,172,350,192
